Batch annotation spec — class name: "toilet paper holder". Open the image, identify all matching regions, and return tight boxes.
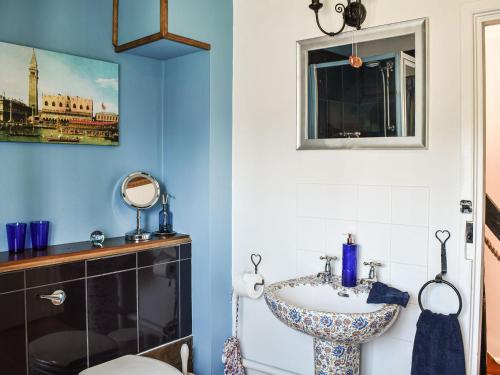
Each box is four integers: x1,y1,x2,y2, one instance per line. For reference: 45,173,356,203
251,253,265,289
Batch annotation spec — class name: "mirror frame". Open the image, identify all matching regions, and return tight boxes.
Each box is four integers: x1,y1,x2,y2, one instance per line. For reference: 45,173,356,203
297,18,428,150
121,171,160,209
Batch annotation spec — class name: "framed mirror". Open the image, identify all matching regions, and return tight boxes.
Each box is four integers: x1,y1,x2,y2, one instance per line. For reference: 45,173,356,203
297,18,428,149
121,171,160,242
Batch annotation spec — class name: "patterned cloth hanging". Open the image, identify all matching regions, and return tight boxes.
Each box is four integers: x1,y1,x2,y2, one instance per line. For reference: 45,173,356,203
223,336,246,375
223,294,246,375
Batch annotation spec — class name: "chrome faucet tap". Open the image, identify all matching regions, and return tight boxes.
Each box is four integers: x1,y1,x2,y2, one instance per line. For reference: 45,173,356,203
317,255,338,283
361,261,382,284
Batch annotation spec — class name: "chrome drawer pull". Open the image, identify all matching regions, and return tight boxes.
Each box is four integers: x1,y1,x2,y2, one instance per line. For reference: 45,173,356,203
39,290,66,306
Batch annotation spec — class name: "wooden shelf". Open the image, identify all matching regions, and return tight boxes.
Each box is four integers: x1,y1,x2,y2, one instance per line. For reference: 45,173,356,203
113,0,210,60
0,234,191,273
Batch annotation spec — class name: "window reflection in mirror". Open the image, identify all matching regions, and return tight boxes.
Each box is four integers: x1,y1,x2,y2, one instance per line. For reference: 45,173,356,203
307,34,416,140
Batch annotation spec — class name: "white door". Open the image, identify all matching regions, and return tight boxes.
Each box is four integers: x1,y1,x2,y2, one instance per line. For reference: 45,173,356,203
460,4,500,375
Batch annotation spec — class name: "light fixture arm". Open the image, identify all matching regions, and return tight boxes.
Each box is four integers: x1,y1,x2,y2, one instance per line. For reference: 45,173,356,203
312,4,347,37
309,0,367,37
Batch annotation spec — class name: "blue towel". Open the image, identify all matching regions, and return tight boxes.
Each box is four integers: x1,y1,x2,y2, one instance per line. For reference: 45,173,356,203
411,310,465,375
366,282,410,307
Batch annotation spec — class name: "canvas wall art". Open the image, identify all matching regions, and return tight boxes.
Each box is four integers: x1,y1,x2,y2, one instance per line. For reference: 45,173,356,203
0,41,119,145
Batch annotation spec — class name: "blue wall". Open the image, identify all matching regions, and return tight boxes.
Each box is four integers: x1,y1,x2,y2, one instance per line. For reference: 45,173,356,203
0,0,165,248
118,0,160,45
164,1,233,373
164,51,212,372
0,1,233,374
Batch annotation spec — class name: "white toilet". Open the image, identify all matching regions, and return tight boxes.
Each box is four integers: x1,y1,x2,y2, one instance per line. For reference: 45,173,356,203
80,344,192,375
79,355,182,375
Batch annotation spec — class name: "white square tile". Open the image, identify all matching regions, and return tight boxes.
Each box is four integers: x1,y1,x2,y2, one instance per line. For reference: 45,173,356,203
391,225,429,266
324,185,358,220
325,220,357,257
362,336,412,375
390,263,427,304
391,186,430,226
356,222,391,262
297,184,325,218
388,304,421,342
296,217,325,252
357,185,391,223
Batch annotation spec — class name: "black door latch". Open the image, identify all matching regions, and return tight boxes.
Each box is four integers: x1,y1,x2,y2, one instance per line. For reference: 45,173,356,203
465,222,474,244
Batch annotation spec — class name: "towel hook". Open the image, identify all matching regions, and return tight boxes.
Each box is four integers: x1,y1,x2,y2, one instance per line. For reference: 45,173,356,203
435,230,450,279
417,230,462,316
251,253,265,289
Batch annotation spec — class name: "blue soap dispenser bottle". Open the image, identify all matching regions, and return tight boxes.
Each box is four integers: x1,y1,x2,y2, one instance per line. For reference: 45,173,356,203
342,233,358,287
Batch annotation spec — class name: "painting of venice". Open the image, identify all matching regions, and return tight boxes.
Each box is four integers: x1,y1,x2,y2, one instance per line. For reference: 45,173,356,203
0,42,119,145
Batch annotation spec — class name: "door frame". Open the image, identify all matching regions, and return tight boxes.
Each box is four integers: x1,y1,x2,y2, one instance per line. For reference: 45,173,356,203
461,3,500,375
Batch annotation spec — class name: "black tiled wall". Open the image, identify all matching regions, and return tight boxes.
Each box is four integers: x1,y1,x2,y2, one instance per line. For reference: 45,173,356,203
138,261,179,351
26,280,87,375
87,253,136,276
179,259,192,337
0,290,26,374
87,268,138,366
26,262,85,288
0,243,192,375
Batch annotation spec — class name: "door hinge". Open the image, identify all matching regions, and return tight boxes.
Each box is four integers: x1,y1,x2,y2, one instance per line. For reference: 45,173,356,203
460,200,473,214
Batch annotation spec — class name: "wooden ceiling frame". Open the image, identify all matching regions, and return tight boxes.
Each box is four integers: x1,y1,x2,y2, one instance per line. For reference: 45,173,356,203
112,0,211,53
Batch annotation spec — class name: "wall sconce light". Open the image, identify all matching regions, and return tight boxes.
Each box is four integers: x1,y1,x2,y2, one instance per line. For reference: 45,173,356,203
309,0,367,37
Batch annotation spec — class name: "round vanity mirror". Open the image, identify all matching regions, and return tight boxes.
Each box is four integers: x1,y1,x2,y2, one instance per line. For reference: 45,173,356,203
121,172,160,242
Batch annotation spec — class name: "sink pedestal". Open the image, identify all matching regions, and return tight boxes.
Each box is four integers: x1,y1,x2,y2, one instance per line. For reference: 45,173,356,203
314,339,360,375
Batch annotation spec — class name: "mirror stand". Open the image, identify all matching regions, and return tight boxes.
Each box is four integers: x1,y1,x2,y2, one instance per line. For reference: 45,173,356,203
121,171,160,242
125,208,152,242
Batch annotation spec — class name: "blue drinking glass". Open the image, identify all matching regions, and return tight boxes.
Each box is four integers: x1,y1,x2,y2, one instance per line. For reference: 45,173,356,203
6,223,27,253
30,221,50,251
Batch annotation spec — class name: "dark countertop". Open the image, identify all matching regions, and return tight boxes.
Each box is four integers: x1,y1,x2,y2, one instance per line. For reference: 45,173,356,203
0,234,191,273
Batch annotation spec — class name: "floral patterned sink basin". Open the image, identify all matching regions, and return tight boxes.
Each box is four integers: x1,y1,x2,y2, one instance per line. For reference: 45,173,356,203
264,275,401,375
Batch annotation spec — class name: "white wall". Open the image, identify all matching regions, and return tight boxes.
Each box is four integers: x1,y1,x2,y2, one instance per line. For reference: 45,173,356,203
232,1,488,374
485,23,500,361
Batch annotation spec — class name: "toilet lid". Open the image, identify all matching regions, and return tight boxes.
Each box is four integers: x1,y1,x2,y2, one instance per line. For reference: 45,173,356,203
79,355,182,375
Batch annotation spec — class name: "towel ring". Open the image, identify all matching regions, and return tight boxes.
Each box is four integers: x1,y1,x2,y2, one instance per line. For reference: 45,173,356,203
417,229,462,316
417,277,462,316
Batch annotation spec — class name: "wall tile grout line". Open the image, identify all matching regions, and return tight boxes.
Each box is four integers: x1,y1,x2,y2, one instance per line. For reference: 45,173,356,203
85,261,90,369
389,260,428,268
179,257,182,338
137,259,181,271
86,268,137,279
0,288,26,296
136,252,140,354
24,276,89,291
24,270,28,375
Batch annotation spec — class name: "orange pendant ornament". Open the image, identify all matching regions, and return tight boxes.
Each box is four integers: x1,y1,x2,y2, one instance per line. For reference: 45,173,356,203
349,55,363,68
349,28,363,69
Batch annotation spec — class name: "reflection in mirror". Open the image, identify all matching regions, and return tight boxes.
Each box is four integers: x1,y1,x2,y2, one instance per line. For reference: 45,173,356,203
298,19,427,149
124,176,158,208
308,35,415,139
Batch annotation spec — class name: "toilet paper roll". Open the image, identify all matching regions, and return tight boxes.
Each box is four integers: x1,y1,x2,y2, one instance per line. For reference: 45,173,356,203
233,273,264,299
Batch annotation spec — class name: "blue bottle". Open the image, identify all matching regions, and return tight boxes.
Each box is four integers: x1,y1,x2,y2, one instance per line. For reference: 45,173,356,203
158,193,173,233
342,233,358,287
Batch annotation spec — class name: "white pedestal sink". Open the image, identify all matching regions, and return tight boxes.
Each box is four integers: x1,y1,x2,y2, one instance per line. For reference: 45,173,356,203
264,276,401,375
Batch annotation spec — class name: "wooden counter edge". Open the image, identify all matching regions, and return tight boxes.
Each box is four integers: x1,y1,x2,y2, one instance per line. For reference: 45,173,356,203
0,235,191,273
